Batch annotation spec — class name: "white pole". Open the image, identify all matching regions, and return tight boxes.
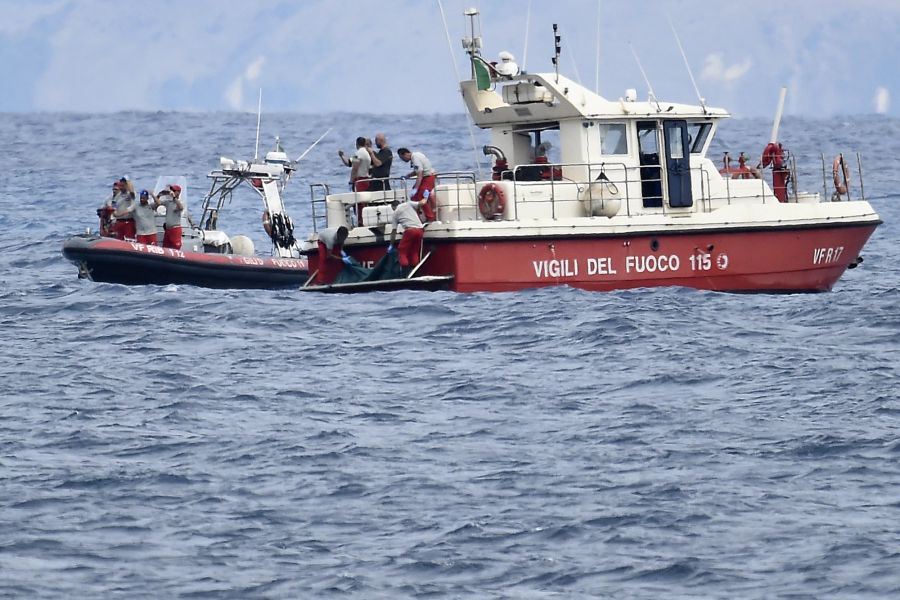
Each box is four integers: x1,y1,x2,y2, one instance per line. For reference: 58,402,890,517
436,0,483,175
595,0,601,94
254,88,262,160
293,128,333,163
770,86,787,143
629,43,660,112
436,0,460,82
522,0,532,71
668,15,705,112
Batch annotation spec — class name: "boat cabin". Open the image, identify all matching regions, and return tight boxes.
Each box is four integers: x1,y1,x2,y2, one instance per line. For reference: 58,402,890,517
458,68,743,219
309,65,789,235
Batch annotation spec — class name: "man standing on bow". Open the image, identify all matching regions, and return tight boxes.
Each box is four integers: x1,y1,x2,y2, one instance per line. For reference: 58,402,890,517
397,147,437,222
116,189,159,245
367,132,393,192
99,181,125,237
338,136,371,192
155,184,185,249
134,189,159,245
110,176,136,240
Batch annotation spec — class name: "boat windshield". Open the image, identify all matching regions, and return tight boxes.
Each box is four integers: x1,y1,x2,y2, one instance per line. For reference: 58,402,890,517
154,175,188,206
688,122,712,154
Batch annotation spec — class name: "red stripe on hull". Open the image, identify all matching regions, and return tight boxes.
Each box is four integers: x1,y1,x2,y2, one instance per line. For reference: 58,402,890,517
336,223,877,293
83,237,308,271
63,236,309,288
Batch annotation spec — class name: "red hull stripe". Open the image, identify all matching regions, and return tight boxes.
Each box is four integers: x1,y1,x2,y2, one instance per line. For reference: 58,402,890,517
326,223,878,293
85,238,307,271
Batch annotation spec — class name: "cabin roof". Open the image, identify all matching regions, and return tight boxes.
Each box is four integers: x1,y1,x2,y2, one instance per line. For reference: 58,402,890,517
461,71,729,129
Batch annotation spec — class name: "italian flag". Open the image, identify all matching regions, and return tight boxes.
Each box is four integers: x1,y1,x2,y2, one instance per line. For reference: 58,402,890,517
472,57,492,91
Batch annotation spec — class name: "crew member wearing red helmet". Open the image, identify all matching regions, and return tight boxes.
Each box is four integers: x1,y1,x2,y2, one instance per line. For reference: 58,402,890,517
156,184,185,249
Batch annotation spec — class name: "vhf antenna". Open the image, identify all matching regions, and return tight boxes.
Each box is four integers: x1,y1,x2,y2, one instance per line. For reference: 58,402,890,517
667,15,707,114
462,6,481,78
551,24,561,83
254,88,262,160
628,43,661,112
522,0,532,72
594,0,601,94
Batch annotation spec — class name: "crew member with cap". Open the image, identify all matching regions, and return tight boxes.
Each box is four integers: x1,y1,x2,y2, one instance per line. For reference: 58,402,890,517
103,180,123,209
316,225,351,284
98,181,124,237
111,177,137,240
387,194,427,277
155,184,185,249
397,147,437,222
132,190,159,245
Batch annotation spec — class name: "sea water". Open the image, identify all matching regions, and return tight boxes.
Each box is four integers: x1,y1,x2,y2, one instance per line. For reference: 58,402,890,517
0,112,898,599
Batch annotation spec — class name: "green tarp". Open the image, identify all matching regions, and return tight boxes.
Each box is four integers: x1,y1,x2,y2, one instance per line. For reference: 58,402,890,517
334,252,404,284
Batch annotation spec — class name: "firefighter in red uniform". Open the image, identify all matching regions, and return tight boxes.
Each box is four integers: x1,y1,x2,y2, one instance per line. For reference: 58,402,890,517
316,226,351,284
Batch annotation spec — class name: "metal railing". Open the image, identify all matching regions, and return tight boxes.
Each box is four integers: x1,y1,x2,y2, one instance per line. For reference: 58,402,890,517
309,176,412,231
482,161,622,220
353,176,409,204
456,159,789,221
308,183,330,233
309,152,866,231
820,152,866,202
435,171,478,219
496,159,789,218
504,160,662,219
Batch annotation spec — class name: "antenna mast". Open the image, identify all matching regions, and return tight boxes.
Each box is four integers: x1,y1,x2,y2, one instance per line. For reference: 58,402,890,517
442,2,485,176
595,0,601,94
462,6,481,71
551,24,561,83
628,43,661,112
522,0,532,71
437,0,462,82
667,16,706,114
254,88,262,160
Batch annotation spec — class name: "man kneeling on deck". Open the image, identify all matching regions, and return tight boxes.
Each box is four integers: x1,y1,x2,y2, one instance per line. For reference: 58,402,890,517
388,193,427,277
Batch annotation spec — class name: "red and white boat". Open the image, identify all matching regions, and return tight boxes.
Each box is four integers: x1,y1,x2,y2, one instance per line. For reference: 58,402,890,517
304,10,880,293
62,236,308,289
63,139,310,289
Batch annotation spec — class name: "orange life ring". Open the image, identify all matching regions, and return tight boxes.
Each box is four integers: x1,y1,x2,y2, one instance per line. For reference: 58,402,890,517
832,155,850,195
478,183,506,220
262,210,273,238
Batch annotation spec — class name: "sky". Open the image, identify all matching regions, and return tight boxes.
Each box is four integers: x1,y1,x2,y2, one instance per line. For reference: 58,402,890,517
1,0,898,117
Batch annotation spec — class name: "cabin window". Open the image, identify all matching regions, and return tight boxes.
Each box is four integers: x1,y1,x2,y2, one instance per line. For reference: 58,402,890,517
688,122,712,154
510,122,560,181
668,125,685,160
638,123,659,156
599,123,628,155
